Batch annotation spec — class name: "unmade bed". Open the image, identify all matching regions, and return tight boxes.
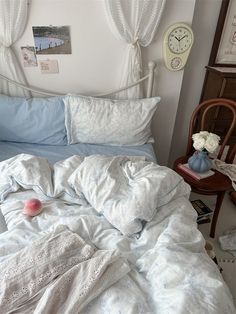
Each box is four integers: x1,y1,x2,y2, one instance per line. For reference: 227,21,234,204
0,67,235,313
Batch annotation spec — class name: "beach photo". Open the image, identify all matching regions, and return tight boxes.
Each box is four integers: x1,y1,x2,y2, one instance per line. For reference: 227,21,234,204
32,25,71,54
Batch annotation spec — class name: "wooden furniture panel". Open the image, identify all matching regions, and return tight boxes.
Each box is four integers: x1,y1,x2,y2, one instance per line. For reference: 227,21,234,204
201,66,236,101
222,78,236,99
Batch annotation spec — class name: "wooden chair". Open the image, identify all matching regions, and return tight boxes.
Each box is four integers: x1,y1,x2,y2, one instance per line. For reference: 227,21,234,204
173,98,236,238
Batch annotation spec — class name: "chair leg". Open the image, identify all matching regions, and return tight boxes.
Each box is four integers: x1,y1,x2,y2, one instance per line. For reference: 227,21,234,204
210,191,225,238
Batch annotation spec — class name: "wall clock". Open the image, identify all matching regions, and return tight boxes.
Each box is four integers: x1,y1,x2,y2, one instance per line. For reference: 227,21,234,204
163,23,194,71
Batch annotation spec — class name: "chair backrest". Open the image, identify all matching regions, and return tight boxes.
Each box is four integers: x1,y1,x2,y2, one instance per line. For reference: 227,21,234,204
186,98,236,163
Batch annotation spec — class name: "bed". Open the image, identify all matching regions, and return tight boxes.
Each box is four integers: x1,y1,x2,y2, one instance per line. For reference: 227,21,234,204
0,65,235,313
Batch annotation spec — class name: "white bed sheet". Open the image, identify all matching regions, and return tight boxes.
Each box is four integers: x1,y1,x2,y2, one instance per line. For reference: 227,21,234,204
0,154,235,313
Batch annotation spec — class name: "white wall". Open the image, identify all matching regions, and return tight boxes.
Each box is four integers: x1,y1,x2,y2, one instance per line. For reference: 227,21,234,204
14,0,196,165
169,0,222,166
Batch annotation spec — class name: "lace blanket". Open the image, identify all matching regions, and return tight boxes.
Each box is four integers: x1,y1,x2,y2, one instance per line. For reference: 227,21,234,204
0,225,129,314
213,159,236,190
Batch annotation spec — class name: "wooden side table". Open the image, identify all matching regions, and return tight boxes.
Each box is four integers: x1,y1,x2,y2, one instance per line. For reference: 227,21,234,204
174,156,232,238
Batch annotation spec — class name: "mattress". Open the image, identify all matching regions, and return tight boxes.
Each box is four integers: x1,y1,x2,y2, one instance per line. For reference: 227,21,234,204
0,141,156,164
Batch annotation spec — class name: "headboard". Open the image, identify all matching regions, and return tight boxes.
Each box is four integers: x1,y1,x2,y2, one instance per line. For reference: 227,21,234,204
0,61,156,98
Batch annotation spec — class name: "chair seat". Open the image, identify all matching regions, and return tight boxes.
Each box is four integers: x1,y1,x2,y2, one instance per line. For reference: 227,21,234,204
174,156,232,194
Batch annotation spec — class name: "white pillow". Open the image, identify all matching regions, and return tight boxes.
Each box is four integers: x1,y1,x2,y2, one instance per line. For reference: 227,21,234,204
63,94,160,146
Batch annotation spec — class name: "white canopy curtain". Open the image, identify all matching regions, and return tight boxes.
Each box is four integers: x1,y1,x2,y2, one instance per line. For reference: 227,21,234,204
105,0,166,99
0,0,29,97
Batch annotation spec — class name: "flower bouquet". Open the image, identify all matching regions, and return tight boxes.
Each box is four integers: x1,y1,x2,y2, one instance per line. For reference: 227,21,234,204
192,131,221,154
188,131,221,173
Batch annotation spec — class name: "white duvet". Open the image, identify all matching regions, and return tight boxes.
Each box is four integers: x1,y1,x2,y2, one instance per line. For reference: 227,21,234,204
0,154,235,314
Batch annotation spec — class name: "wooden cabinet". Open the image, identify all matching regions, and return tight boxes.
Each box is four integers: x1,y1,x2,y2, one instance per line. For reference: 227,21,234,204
201,66,236,101
200,66,236,144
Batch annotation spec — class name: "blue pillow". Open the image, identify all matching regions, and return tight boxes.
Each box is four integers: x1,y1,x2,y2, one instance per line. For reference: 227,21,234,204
0,94,67,145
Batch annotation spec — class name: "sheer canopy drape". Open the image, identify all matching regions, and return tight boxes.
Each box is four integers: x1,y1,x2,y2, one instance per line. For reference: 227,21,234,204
0,0,29,96
105,0,166,98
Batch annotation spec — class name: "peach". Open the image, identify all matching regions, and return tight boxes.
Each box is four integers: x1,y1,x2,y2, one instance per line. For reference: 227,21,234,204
23,199,43,217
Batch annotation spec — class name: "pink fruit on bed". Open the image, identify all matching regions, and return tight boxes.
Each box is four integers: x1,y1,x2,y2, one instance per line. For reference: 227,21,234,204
23,199,43,216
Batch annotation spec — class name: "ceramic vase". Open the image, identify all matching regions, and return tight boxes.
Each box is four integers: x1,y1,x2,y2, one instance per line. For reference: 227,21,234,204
188,150,212,173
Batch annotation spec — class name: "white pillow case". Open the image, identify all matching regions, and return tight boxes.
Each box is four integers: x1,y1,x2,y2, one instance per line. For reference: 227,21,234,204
63,95,160,146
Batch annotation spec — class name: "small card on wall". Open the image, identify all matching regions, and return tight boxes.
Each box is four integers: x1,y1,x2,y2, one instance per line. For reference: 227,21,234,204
39,60,59,74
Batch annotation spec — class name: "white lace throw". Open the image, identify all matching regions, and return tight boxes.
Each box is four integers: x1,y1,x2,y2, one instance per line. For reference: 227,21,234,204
213,159,236,190
0,225,130,313
105,0,166,99
0,0,30,97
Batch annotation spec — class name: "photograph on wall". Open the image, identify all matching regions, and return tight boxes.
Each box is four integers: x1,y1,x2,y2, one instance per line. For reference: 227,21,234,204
32,26,71,54
21,46,38,67
216,0,236,64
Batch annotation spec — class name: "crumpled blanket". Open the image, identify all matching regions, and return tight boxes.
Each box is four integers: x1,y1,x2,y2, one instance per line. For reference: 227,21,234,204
0,154,235,313
0,225,130,314
0,153,190,236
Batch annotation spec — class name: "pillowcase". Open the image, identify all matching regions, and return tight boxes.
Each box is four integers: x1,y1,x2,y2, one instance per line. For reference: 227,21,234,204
63,94,160,146
0,94,67,145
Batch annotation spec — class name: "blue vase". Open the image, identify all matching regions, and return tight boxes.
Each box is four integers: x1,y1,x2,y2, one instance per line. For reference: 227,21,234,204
188,150,212,173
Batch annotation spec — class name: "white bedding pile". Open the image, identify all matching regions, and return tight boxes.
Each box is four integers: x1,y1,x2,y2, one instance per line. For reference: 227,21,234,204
0,154,235,314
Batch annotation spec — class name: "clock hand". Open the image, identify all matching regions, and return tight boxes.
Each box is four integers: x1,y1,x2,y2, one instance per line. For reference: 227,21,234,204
179,35,187,41
175,36,180,41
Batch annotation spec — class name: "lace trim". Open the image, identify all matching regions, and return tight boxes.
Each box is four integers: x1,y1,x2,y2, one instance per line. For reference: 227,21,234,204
53,253,112,300
1,237,90,282
1,247,94,307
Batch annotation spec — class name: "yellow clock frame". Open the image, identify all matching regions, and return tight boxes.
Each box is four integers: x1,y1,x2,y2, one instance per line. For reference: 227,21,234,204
163,22,194,71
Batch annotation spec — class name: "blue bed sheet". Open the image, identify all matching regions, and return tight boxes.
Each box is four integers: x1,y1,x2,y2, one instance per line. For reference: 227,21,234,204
0,142,156,164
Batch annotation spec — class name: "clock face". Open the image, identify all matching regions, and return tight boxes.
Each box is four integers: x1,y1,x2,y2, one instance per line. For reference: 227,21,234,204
168,27,193,54
170,57,182,69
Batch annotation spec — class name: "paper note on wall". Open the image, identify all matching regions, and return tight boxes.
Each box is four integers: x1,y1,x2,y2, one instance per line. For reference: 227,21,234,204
39,60,59,74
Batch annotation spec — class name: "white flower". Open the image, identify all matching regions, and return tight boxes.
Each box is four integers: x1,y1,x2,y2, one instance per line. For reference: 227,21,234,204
193,137,205,151
204,133,220,153
192,131,220,153
199,131,209,139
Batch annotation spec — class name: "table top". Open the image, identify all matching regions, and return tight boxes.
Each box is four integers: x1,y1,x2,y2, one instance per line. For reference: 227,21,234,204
173,156,232,194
